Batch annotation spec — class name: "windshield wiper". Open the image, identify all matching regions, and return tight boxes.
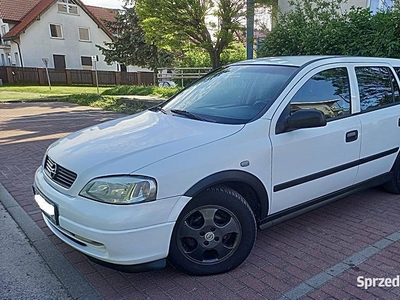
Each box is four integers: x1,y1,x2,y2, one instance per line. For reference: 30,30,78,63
150,106,168,114
170,109,206,121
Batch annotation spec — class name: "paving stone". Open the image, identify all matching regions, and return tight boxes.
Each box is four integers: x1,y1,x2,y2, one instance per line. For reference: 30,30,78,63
2,102,400,299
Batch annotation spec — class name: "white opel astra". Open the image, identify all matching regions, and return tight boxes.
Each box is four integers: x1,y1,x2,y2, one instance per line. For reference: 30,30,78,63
34,56,400,275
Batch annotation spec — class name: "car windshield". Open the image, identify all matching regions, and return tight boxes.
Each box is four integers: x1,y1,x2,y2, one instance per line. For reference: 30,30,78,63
162,65,298,124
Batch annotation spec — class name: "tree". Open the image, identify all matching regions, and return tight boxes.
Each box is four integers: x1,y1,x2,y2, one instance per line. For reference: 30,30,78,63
257,0,400,58
178,42,246,67
97,5,173,71
136,0,246,68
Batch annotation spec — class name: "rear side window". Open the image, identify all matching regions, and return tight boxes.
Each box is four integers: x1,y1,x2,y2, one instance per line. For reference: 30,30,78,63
355,67,400,111
290,67,351,119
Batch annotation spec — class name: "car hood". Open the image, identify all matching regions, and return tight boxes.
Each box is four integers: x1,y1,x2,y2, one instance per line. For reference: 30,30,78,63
47,110,243,185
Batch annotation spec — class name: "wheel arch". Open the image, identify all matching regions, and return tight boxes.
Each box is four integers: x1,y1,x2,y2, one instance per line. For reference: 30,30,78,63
184,170,269,221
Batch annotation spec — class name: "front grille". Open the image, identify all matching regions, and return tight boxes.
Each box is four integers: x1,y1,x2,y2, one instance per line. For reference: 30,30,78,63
44,156,77,189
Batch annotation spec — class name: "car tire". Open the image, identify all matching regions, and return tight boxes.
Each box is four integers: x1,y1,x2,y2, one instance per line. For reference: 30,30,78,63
168,185,256,276
383,157,400,194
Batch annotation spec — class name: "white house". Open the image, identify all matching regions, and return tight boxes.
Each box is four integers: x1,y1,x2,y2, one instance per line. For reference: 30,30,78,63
0,0,122,71
278,0,394,14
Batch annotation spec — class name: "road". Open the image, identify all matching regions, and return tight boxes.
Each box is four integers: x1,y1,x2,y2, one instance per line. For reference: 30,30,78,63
1,101,400,299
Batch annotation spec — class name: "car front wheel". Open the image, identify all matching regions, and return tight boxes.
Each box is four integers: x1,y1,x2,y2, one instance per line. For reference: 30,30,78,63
169,186,256,275
383,155,400,194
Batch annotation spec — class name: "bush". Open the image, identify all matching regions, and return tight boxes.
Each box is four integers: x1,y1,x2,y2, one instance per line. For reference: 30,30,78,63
102,85,154,96
257,0,400,58
60,93,163,114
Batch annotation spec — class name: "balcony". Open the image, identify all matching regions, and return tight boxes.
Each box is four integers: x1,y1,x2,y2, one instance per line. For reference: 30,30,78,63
0,40,11,49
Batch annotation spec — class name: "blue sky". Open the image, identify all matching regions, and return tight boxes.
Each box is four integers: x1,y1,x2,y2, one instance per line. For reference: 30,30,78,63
81,0,124,9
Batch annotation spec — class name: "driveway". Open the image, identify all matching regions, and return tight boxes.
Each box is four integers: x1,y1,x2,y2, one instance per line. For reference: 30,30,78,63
1,102,400,299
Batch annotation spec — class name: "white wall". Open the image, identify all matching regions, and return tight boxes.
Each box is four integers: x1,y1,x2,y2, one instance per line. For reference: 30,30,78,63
18,3,116,71
278,0,369,14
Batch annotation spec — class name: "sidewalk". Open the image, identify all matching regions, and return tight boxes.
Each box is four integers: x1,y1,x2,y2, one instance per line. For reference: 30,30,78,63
0,185,72,299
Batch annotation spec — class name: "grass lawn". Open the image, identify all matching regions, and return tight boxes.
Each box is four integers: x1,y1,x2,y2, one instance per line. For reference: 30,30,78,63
0,85,108,96
0,85,179,99
0,85,170,114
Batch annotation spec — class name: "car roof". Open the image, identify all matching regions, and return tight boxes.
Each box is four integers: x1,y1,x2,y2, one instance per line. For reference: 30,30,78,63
233,56,336,67
233,55,400,68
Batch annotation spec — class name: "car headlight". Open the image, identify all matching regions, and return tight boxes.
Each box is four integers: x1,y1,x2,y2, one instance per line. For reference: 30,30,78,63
79,176,157,205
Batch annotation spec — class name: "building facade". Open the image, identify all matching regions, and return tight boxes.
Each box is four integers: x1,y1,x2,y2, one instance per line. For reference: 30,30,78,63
0,0,121,71
278,0,394,14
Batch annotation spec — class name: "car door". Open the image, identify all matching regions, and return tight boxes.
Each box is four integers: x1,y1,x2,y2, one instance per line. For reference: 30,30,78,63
352,64,400,183
269,65,361,214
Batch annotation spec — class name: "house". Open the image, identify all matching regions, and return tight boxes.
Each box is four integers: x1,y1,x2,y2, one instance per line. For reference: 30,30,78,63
0,0,123,71
278,0,394,14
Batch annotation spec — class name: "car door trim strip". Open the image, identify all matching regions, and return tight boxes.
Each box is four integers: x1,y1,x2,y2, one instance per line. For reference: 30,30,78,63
273,147,399,192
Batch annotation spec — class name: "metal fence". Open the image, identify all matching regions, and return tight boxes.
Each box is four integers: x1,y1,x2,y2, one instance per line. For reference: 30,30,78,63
158,67,212,87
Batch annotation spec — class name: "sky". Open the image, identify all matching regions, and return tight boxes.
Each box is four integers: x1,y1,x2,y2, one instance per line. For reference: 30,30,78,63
81,0,125,9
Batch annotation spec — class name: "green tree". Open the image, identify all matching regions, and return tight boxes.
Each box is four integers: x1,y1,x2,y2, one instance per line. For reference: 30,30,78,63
257,0,400,58
97,5,173,71
178,42,246,67
136,0,246,68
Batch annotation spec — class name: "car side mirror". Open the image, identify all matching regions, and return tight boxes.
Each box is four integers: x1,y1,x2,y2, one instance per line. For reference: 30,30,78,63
285,109,327,131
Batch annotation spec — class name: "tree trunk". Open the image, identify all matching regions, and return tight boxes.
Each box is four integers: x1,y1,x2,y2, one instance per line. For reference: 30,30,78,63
209,49,221,69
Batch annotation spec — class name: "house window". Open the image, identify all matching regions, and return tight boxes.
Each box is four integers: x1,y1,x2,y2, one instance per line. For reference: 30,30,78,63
53,54,66,69
81,56,93,70
14,53,19,66
58,0,78,14
119,64,127,72
78,27,90,41
81,56,92,66
50,24,63,38
1,26,7,45
1,54,5,66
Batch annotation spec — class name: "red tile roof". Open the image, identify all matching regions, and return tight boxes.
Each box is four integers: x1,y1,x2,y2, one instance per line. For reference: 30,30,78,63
1,0,114,40
86,5,117,25
3,0,54,40
0,0,41,22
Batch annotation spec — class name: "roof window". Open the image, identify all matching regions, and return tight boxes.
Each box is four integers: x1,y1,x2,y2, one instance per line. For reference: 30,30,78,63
58,0,78,15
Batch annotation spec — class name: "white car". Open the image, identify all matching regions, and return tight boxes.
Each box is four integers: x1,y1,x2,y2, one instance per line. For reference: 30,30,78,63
159,80,177,87
34,56,400,275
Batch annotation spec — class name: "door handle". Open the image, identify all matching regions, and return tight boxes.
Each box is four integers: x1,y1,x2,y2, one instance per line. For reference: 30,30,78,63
346,130,358,143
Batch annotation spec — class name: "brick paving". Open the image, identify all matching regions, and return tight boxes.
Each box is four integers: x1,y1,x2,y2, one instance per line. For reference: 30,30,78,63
1,102,400,299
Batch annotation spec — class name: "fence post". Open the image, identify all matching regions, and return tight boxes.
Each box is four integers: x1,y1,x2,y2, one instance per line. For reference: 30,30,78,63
91,70,97,86
65,69,72,85
6,66,14,84
137,72,142,85
38,68,45,85
115,72,120,85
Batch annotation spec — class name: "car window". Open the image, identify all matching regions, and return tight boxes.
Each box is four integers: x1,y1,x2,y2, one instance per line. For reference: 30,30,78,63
290,67,351,119
162,65,297,124
356,67,400,111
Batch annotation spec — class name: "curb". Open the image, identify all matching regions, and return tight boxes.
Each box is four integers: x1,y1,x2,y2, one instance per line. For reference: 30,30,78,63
0,183,101,300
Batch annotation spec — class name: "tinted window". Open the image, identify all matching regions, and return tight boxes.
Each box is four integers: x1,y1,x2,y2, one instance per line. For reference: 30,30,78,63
162,65,297,124
356,67,400,111
291,68,351,119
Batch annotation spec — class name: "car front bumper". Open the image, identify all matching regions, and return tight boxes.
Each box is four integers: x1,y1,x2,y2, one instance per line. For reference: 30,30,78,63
34,167,190,269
